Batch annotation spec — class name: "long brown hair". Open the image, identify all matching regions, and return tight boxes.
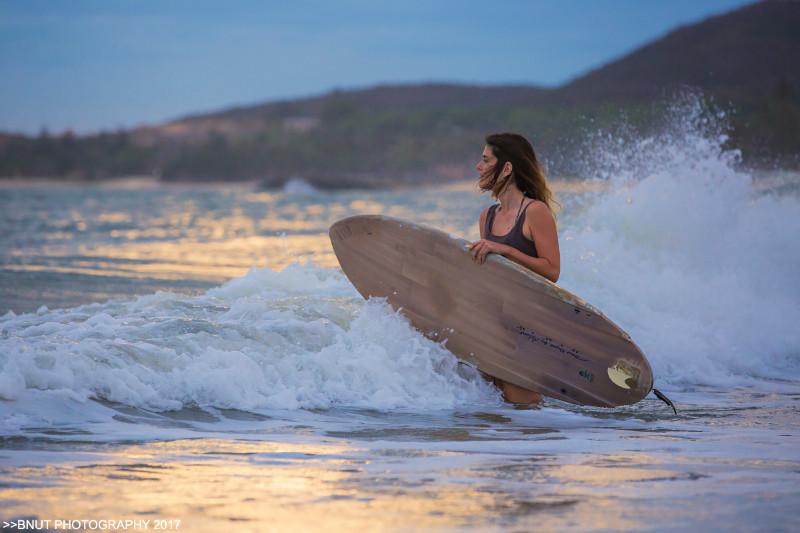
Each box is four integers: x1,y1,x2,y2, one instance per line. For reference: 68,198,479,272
480,133,558,216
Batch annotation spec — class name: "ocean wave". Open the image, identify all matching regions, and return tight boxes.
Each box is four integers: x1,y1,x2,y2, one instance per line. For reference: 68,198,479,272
0,264,500,416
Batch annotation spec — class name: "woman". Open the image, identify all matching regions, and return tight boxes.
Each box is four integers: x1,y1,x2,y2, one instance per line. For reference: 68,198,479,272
468,132,560,405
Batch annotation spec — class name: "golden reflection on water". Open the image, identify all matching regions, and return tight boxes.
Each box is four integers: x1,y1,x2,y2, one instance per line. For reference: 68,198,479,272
1,440,491,532
348,200,386,213
0,439,682,532
3,178,608,311
8,235,340,281
96,212,133,224
4,178,601,292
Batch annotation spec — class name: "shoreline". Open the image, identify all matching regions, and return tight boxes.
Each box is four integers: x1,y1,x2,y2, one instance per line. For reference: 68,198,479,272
2,165,798,191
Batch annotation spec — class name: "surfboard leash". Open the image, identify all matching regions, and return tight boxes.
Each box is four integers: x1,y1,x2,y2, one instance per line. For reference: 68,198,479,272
652,388,677,415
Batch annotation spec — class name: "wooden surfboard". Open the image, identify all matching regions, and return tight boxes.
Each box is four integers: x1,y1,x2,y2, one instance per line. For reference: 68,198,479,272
329,214,654,407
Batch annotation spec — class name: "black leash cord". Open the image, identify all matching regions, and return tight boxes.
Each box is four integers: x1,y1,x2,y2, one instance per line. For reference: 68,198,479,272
653,388,677,415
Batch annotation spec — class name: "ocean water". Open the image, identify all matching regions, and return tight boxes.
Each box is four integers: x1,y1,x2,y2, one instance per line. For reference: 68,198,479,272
1,106,799,531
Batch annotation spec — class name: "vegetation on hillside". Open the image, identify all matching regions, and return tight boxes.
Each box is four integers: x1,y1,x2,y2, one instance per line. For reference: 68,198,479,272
1,1,798,187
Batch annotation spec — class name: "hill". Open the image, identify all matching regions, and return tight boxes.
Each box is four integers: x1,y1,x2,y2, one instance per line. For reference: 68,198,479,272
1,0,798,185
562,0,800,101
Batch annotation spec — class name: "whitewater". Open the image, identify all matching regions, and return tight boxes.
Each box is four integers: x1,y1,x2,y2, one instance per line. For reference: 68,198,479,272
1,102,798,531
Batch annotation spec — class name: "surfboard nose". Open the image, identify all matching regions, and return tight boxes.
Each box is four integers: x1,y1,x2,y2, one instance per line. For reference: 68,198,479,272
329,214,386,244
329,218,353,243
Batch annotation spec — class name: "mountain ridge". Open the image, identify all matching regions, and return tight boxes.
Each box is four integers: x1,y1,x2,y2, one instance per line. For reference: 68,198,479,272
2,0,798,184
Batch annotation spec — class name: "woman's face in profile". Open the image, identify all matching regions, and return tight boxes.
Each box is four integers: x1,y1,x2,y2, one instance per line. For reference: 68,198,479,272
477,145,496,187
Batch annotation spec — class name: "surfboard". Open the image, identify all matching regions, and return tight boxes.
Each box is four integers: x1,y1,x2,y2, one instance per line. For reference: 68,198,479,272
329,214,653,407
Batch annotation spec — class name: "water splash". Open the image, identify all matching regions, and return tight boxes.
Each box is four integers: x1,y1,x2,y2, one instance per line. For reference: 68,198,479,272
282,177,318,195
562,94,800,387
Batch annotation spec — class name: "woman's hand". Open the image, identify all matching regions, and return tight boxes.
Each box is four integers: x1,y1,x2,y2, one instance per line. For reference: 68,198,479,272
468,239,510,264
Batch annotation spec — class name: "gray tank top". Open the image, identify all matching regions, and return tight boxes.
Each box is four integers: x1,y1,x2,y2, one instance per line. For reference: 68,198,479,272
484,199,539,258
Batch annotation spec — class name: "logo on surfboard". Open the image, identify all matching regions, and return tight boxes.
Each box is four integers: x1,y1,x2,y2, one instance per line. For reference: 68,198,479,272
514,325,589,362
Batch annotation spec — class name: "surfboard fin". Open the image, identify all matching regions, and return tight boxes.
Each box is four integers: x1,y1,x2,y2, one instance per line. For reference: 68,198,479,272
652,388,677,415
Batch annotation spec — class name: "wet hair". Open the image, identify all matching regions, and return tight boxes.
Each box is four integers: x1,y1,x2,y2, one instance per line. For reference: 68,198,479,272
480,132,558,215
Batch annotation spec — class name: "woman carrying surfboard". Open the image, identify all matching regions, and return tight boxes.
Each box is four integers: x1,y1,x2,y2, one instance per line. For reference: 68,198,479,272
330,132,664,410
469,133,561,404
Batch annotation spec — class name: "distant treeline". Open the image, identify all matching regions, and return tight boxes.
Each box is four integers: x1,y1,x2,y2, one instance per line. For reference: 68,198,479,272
0,130,153,181
0,86,797,187
2,1,798,187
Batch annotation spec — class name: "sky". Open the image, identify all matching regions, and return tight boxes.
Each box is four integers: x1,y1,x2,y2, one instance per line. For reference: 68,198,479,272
1,0,755,135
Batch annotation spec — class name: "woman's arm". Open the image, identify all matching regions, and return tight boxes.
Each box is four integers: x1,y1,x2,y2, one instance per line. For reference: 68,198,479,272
478,206,488,239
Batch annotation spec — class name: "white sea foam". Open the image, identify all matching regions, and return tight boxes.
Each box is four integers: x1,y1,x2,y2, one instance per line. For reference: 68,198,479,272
560,96,800,387
0,264,500,420
282,177,318,194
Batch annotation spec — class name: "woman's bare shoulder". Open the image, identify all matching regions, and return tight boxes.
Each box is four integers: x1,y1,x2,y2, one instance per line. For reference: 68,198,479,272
524,200,557,235
526,199,549,211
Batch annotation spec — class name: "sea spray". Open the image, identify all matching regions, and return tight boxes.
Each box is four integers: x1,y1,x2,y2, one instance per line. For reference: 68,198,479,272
561,95,800,387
